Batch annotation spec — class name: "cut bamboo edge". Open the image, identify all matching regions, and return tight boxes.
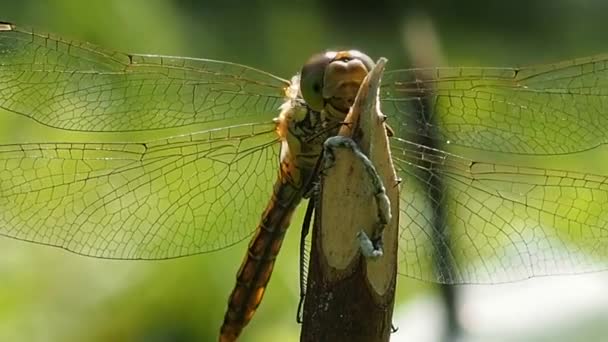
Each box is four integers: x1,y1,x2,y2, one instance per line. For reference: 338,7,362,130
301,58,400,342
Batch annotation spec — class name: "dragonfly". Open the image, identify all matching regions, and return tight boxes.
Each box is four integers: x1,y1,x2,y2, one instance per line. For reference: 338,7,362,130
1,21,608,341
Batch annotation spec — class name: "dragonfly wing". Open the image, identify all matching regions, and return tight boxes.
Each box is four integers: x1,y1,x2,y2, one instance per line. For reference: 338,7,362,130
0,23,287,259
0,122,280,259
0,22,288,132
382,55,608,155
391,139,608,284
383,56,608,283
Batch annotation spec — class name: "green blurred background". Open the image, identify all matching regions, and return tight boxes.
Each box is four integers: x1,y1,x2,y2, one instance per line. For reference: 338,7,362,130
0,1,608,341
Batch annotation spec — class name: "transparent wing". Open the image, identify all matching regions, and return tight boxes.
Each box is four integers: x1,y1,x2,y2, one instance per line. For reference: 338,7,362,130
0,22,288,259
382,55,608,154
383,57,608,283
0,123,279,259
391,139,608,284
0,22,288,132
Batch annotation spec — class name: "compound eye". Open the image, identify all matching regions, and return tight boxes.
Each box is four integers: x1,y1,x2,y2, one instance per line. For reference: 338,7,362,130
300,52,335,112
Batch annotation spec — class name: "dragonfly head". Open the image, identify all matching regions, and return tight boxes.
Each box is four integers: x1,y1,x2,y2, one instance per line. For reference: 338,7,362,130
300,50,375,114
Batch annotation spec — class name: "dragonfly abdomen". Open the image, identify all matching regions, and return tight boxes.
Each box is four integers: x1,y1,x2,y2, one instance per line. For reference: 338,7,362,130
219,178,303,342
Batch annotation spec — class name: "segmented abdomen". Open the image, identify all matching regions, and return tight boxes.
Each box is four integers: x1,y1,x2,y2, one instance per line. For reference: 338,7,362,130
219,177,303,342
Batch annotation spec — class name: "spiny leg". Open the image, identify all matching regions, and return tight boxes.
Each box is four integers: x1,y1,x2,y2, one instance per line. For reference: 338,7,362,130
323,135,391,259
296,195,315,323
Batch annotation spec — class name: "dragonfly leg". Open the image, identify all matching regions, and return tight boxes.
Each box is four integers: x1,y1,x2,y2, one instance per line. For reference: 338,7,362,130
323,135,391,259
301,180,319,199
296,197,315,324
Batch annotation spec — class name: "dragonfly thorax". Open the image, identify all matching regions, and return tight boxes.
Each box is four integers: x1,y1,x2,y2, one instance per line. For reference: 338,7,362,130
274,50,376,183
275,51,373,189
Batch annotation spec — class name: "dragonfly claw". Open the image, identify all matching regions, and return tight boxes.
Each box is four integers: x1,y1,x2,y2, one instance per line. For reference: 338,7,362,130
357,230,384,259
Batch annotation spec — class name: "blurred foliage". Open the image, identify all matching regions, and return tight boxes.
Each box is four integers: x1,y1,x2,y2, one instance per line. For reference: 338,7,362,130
0,1,607,341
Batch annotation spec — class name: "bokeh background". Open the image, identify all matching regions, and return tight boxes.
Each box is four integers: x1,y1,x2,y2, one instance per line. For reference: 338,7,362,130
1,1,608,341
